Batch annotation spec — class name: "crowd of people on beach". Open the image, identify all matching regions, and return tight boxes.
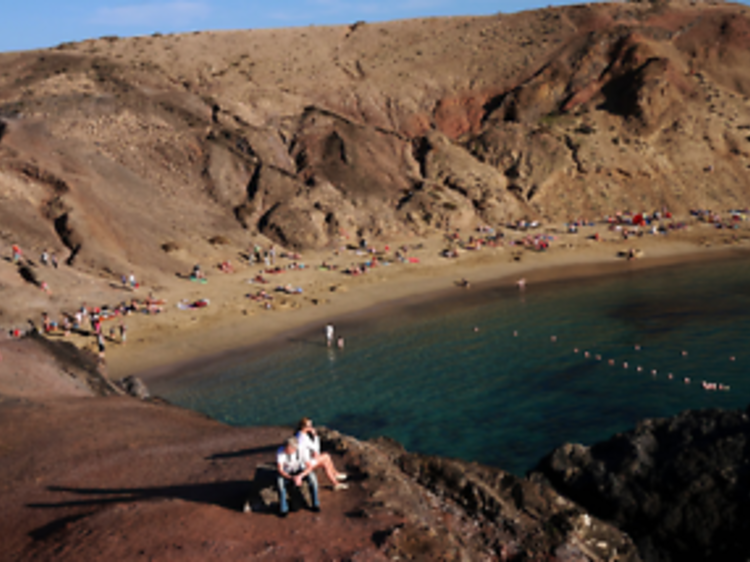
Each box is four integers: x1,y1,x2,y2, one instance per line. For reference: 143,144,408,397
4,272,166,360
27,296,165,359
437,207,719,259
690,208,749,229
2,206,748,365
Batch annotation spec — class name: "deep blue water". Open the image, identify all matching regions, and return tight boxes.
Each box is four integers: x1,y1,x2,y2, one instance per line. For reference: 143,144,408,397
153,257,750,475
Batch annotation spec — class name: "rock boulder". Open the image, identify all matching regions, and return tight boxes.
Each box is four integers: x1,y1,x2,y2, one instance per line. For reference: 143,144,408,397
531,406,750,562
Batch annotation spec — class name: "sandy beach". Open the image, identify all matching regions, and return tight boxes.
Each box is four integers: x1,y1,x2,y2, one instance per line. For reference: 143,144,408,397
91,221,750,381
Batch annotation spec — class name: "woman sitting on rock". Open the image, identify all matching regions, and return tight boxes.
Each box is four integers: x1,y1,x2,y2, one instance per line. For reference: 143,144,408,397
296,417,348,491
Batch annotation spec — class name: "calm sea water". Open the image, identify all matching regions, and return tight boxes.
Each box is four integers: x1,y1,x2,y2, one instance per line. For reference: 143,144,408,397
153,256,750,475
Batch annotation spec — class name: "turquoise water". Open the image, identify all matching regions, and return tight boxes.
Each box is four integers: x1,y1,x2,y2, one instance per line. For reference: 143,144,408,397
153,257,750,475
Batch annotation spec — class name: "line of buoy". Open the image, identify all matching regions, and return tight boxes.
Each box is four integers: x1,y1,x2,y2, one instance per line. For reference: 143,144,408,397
504,328,736,391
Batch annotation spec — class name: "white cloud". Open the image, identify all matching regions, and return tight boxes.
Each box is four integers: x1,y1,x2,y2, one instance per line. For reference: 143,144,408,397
90,2,210,27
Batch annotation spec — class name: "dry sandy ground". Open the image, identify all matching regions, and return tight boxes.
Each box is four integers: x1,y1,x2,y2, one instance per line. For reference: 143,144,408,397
1,216,746,380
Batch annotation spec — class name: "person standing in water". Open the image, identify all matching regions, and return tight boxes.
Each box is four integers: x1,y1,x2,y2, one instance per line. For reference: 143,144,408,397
325,323,334,347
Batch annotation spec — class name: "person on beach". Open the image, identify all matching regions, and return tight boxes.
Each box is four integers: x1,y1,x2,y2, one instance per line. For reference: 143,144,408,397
325,323,334,347
96,333,106,359
337,336,345,349
296,417,348,490
276,436,320,517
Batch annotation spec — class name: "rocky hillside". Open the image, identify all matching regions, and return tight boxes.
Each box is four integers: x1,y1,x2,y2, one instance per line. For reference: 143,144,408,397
1,1,749,279
532,405,750,562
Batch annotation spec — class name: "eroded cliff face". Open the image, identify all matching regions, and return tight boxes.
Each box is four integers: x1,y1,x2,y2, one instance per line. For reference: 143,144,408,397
532,406,750,562
1,2,750,273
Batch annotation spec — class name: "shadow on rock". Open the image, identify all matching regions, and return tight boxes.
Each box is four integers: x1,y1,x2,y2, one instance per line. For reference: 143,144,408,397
205,444,279,460
28,480,254,513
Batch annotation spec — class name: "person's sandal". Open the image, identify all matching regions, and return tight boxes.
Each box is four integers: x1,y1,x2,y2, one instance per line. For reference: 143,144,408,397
334,483,349,491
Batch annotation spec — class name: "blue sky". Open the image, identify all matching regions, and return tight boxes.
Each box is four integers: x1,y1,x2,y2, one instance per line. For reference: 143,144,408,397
2,0,592,53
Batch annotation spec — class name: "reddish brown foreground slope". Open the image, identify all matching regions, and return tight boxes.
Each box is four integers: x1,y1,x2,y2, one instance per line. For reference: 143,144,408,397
0,337,640,561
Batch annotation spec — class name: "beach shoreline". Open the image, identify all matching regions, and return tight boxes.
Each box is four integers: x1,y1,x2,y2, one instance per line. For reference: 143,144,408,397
107,231,750,384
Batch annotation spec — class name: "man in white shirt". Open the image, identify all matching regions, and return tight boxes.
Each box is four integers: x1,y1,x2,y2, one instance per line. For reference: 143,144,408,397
276,436,319,517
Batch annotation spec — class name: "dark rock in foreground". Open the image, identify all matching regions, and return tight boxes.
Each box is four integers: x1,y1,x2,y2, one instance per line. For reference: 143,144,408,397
322,431,641,561
531,407,750,562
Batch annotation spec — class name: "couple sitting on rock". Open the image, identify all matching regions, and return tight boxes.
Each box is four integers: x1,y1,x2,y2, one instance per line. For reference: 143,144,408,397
276,417,348,517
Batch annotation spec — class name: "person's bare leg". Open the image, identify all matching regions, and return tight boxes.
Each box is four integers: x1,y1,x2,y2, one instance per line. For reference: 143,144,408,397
321,453,347,482
314,454,338,485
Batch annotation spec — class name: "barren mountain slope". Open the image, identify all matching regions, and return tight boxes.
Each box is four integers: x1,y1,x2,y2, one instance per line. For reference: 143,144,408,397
0,1,749,278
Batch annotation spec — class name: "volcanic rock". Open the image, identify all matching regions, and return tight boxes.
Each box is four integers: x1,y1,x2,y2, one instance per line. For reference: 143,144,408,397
116,375,150,400
322,430,641,561
531,406,750,562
